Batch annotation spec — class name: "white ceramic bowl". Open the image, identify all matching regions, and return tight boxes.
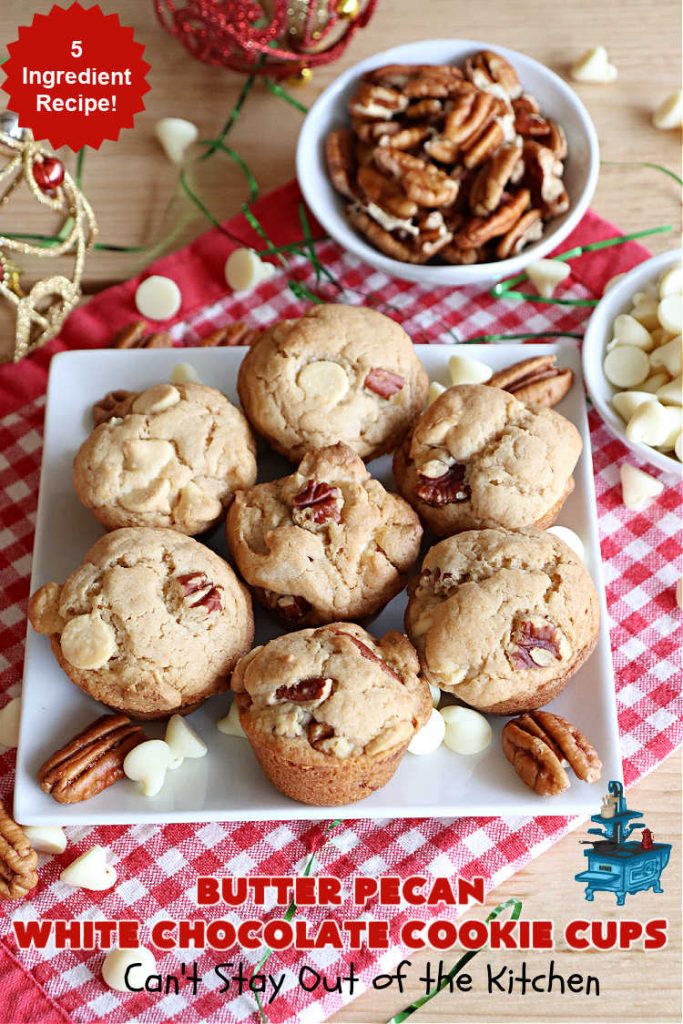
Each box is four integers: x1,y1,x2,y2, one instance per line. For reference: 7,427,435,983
296,38,599,286
582,248,682,476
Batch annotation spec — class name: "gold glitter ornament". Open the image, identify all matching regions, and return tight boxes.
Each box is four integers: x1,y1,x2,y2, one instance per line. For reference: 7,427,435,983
0,126,97,363
261,0,372,56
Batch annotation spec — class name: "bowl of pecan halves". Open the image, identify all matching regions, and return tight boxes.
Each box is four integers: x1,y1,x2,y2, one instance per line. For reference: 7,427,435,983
297,39,599,285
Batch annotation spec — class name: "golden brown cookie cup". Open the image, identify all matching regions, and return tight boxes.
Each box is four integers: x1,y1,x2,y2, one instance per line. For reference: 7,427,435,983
393,434,575,537
236,694,417,806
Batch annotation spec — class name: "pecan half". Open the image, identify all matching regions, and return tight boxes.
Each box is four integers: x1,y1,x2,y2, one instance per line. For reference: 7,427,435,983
349,82,408,120
347,207,418,263
502,711,602,796
333,629,403,683
513,96,550,137
112,322,147,349
373,148,459,207
0,800,38,901
462,119,505,169
275,677,332,703
92,389,137,426
469,143,523,216
308,720,335,751
199,322,256,347
417,462,470,505
364,367,405,398
142,332,172,349
357,164,418,219
293,480,343,525
489,355,573,407
509,620,562,669
522,141,570,218
464,50,522,99
177,572,224,612
38,714,146,804
495,208,544,259
275,593,312,622
454,189,530,249
325,128,357,200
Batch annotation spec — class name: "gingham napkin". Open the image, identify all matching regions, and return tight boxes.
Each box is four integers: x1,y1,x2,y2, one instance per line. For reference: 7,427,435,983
0,182,681,1024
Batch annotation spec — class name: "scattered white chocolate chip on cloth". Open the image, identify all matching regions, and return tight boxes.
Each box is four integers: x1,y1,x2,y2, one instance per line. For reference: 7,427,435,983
0,696,21,747
155,117,198,164
22,825,67,855
620,463,664,510
135,275,182,321
408,707,446,756
102,947,157,993
124,739,173,797
440,705,492,756
652,90,683,130
225,248,276,292
448,353,492,386
526,259,571,299
164,714,207,769
60,845,117,890
217,701,246,738
570,46,618,83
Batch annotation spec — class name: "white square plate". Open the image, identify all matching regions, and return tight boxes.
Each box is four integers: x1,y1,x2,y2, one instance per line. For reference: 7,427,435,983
15,342,621,825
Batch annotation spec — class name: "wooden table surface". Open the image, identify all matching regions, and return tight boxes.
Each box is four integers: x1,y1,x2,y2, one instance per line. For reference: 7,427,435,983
1,2,681,1021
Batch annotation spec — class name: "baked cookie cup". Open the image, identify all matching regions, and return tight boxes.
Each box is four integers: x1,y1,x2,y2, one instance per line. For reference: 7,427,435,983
237,304,428,462
227,442,423,627
74,382,257,536
29,528,254,719
405,528,600,715
393,384,581,536
231,623,431,806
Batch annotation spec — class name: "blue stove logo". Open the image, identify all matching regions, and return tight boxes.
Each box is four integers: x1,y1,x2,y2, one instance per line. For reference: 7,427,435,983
575,780,671,906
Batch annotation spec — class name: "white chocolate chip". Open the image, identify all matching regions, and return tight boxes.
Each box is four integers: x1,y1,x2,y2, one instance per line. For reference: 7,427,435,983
170,362,201,385
60,613,117,670
639,373,671,394
612,390,655,421
60,845,117,890
132,384,181,415
297,360,349,404
122,438,174,475
411,610,435,637
119,477,172,514
407,707,445,756
155,117,198,164
448,354,493,386
570,46,618,84
135,275,182,321
102,947,157,993
22,825,67,855
529,646,558,667
429,683,442,708
658,263,683,298
603,273,625,294
0,697,21,747
217,701,246,738
164,714,207,769
123,740,172,797
657,295,683,335
547,525,585,561
620,463,664,510
419,458,449,479
440,705,492,755
658,405,683,449
603,345,650,388
174,481,223,524
612,314,654,351
653,90,683,130
657,375,683,406
650,336,682,376
526,258,571,298
630,298,660,332
225,248,276,292
427,381,447,406
626,400,671,446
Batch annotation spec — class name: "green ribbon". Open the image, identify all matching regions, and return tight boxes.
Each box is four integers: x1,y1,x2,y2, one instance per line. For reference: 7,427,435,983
385,896,524,1024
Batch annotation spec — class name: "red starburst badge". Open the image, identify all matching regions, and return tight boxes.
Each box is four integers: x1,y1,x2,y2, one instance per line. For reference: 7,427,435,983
2,2,150,150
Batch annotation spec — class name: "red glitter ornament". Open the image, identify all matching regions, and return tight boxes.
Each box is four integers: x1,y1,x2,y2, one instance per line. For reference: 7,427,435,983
32,156,65,192
153,0,378,78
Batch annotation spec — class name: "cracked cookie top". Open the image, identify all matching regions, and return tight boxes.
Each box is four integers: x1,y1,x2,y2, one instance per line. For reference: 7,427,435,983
236,304,429,462
405,528,600,714
232,623,430,761
73,383,257,535
227,443,423,625
393,384,582,536
28,528,254,718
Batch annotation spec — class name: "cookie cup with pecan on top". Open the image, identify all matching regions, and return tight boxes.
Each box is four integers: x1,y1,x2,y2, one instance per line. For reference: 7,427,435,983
231,623,431,806
405,527,599,715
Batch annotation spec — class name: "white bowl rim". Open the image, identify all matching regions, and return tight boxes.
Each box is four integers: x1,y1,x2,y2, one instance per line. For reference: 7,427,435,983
296,37,600,284
581,246,682,476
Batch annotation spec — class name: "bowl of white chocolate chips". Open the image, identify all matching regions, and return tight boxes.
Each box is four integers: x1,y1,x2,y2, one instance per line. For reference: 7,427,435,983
582,249,682,475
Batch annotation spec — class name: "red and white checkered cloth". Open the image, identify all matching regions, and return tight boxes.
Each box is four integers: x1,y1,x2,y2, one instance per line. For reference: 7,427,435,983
0,182,681,1024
